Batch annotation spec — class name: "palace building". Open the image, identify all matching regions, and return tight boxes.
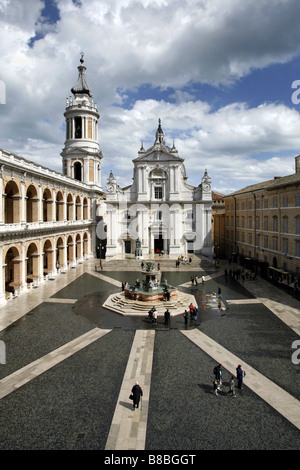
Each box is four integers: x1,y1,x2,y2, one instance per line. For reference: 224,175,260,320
0,55,104,305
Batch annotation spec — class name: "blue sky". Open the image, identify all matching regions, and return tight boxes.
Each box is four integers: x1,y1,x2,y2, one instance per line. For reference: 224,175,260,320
1,0,300,194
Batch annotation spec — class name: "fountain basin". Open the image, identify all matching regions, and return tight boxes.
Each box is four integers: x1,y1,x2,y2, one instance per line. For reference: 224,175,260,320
124,286,178,302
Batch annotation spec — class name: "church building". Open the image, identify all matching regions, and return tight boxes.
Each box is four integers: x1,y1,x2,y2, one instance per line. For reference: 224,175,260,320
105,120,212,257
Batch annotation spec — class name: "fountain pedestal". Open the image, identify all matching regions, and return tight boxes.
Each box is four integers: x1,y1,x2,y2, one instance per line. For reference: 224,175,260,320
124,261,178,302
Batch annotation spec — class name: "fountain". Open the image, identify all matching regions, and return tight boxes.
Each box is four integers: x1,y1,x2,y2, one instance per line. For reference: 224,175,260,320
124,261,178,302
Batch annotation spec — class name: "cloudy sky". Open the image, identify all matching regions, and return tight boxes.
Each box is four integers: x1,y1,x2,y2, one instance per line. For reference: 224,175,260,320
1,0,300,194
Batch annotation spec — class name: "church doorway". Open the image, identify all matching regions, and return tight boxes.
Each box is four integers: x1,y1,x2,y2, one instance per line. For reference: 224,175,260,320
124,240,131,254
154,235,164,254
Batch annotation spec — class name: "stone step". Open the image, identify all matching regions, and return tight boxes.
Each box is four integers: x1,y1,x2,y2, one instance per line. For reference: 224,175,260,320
103,291,196,316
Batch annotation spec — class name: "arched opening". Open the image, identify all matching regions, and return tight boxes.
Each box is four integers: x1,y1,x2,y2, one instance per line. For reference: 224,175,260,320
5,246,21,294
83,232,89,257
56,191,64,221
74,116,82,139
76,195,81,220
4,181,20,224
76,233,81,259
43,188,52,222
26,242,39,283
26,184,38,223
83,197,88,220
43,239,53,274
67,193,73,221
74,162,82,181
67,235,74,263
56,237,64,268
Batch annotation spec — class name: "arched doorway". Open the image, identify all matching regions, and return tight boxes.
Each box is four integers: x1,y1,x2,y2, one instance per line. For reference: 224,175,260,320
43,240,53,274
26,242,39,282
5,246,21,294
67,235,74,264
56,237,64,268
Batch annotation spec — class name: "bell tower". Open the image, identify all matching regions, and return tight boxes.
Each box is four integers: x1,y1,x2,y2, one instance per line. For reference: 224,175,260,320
61,53,102,188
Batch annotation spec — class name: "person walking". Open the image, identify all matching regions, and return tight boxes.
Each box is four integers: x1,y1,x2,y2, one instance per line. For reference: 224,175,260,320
236,364,245,389
164,308,170,326
183,310,189,326
201,275,205,284
213,379,219,396
152,308,158,325
214,364,223,389
227,376,236,397
131,381,143,410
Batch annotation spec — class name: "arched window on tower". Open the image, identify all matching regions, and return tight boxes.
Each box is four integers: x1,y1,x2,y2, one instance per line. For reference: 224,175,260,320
74,117,82,139
74,162,82,181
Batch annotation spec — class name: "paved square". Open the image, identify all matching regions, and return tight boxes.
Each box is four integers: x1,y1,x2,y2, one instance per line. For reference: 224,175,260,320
0,255,299,450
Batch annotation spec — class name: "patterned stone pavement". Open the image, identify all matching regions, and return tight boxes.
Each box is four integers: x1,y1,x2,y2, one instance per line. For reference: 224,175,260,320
0,254,299,451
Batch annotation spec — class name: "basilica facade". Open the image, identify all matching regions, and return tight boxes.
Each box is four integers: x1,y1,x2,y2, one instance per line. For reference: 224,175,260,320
105,120,212,258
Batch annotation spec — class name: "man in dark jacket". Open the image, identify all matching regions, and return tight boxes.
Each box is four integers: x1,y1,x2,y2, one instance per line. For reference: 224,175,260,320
236,364,245,389
131,382,143,410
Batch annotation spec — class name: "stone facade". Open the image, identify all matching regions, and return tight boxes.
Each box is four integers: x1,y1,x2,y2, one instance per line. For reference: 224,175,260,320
224,155,300,282
105,120,212,257
0,55,104,305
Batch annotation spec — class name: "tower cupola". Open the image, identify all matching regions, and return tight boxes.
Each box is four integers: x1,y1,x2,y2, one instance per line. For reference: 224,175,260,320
61,53,102,188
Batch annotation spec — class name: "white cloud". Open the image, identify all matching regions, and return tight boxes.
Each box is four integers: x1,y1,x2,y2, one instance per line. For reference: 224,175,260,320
1,0,300,195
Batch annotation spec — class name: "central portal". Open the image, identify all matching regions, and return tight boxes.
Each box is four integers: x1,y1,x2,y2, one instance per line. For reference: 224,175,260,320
154,234,164,253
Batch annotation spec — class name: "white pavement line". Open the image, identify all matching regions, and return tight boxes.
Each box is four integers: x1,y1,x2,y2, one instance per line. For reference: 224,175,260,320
181,329,300,431
227,299,262,305
0,328,111,400
257,298,300,337
90,271,122,287
44,298,78,304
105,329,155,451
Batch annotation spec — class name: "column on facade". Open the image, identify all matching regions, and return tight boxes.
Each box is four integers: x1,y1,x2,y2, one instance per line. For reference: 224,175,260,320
67,159,71,178
52,188,56,222
169,166,174,193
20,179,26,224
83,157,88,183
38,184,43,222
0,169,3,224
63,191,67,221
0,246,5,304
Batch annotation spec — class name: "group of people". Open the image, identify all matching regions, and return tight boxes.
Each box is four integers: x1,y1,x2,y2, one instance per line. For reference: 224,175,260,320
191,275,205,285
148,306,171,325
213,363,246,396
224,267,256,281
183,303,198,324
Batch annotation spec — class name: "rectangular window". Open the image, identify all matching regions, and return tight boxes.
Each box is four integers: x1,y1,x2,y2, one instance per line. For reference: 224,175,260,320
264,237,268,249
283,218,288,233
283,195,288,207
154,187,163,199
296,219,300,235
264,198,268,208
273,197,278,208
283,239,288,254
273,238,278,251
296,195,300,207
